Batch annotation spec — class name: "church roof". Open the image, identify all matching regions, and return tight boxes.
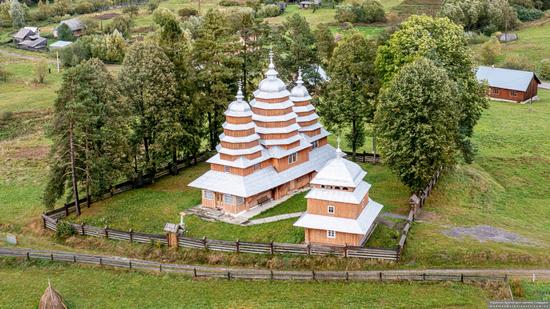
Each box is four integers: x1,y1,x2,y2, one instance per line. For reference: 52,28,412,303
293,198,383,234
289,69,312,101
254,51,290,100
311,149,366,188
306,180,371,204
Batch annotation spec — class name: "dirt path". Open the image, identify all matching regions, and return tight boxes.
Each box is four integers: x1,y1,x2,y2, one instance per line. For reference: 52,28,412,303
0,48,56,63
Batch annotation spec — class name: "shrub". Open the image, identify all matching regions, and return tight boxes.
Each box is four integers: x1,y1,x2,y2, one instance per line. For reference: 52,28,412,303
81,16,100,34
178,7,198,18
148,0,160,12
479,38,501,65
502,54,535,71
335,0,385,23
514,6,544,21
0,65,10,83
257,4,280,17
57,23,75,41
32,2,53,21
75,1,94,14
122,5,139,17
33,60,48,84
539,59,550,80
56,221,76,239
52,0,72,16
105,15,133,37
219,0,240,6
59,38,93,67
465,31,490,45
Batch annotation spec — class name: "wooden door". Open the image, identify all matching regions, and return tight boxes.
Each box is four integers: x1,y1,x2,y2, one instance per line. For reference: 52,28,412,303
215,193,223,209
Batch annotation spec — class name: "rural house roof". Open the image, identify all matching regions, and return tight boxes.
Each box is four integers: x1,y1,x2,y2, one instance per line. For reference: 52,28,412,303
476,66,541,92
59,18,84,31
49,40,73,49
310,149,366,188
12,28,34,40
19,37,47,48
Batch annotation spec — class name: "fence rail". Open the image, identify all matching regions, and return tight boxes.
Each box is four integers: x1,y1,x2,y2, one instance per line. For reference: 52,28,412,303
0,247,510,283
343,151,381,163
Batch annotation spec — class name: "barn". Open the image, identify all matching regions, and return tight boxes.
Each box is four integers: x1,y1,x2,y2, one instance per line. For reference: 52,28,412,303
476,66,541,103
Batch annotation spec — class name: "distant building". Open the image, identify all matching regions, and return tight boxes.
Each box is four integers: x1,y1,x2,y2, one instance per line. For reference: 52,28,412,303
53,18,85,38
49,40,73,50
189,53,337,215
294,148,383,246
498,32,518,43
12,27,47,51
476,66,541,103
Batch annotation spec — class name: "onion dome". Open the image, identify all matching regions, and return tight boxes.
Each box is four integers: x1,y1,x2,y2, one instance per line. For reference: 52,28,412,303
311,152,367,188
289,69,312,101
225,85,252,117
254,50,290,100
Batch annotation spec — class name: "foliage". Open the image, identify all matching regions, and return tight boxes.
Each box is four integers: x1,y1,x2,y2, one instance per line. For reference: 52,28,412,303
9,0,26,28
375,58,459,192
539,59,550,80
502,54,535,71
122,5,139,17
57,23,75,41
514,6,543,21
118,41,179,172
148,0,160,12
335,0,385,23
74,1,94,14
273,13,319,83
33,60,48,84
177,7,198,18
219,0,240,6
314,24,335,66
0,64,11,83
52,0,72,16
80,16,100,34
32,1,52,21
105,15,133,37
59,38,93,67
440,0,519,35
479,37,501,65
319,31,379,159
55,221,76,239
465,31,490,44
376,15,488,163
257,4,281,17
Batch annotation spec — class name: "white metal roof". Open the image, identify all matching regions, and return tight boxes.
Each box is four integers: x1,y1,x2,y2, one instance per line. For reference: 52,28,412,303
253,113,296,123
222,122,255,131
217,144,263,156
293,199,383,234
296,113,319,122
253,51,291,100
261,134,301,146
266,137,311,158
249,99,294,110
255,123,301,134
476,66,540,92
219,133,259,144
306,180,371,204
299,122,322,132
289,70,313,101
293,104,315,113
206,150,271,169
303,128,330,143
311,153,366,188
189,144,337,197
49,40,73,49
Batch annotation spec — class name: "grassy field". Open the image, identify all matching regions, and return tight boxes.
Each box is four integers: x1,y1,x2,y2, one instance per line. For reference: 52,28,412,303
0,259,501,308
404,89,550,267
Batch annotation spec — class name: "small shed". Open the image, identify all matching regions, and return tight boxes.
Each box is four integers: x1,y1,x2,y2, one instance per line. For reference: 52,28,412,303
476,66,541,103
17,36,47,51
49,40,73,50
498,32,518,43
54,18,85,38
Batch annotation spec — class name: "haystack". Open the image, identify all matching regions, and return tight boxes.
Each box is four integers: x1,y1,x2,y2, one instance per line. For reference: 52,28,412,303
39,280,67,309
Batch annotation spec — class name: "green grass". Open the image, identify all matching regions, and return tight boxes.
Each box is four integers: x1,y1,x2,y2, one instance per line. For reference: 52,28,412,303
252,191,307,219
329,25,385,39
0,259,495,308
403,89,550,267
522,281,550,301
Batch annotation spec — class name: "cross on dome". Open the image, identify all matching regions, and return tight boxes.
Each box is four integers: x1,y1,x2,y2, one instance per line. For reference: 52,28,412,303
236,80,244,102
265,48,278,80
296,68,303,86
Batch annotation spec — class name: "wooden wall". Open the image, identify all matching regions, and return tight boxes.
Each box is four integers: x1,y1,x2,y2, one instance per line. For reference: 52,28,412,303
305,228,362,246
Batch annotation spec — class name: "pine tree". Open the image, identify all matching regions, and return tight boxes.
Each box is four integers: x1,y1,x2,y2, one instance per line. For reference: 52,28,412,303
375,58,459,192
314,24,335,67
319,31,379,160
118,41,178,173
193,9,241,150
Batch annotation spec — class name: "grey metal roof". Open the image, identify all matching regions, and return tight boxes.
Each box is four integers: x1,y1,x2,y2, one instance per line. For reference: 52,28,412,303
59,18,84,31
49,40,73,49
12,28,32,39
19,37,47,48
476,66,540,92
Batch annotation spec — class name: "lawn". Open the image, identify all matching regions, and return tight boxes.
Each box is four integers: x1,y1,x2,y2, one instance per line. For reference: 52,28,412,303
403,89,550,267
0,259,497,308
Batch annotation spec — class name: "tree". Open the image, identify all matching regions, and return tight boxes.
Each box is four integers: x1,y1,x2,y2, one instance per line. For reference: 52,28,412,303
440,0,519,34
193,9,241,150
57,23,75,41
273,13,319,83
376,15,488,163
118,41,178,172
314,24,335,66
319,31,379,160
335,0,385,23
375,58,459,192
9,0,25,28
479,37,501,65
34,59,48,84
44,59,128,213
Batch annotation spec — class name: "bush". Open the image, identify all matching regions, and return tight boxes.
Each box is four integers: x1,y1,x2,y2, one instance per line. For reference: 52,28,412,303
219,0,240,6
33,60,48,84
105,15,133,37
122,5,139,17
335,0,385,23
32,2,53,21
0,65,10,83
56,221,76,239
178,7,198,18
465,31,490,45
502,54,535,71
479,38,501,65
59,38,93,67
57,23,75,41
75,1,94,14
514,6,544,21
148,0,160,12
257,4,280,17
539,59,550,80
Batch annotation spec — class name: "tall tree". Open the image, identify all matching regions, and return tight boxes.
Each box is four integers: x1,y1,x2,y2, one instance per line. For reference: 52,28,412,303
375,58,459,192
376,15,488,163
9,0,25,28
314,24,335,67
273,13,319,83
193,9,241,150
118,41,178,173
44,59,127,213
319,31,379,160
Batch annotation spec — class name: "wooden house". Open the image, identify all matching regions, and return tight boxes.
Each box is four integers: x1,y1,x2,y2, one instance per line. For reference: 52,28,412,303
12,27,47,51
189,54,337,215
54,18,85,38
293,149,383,246
476,66,541,103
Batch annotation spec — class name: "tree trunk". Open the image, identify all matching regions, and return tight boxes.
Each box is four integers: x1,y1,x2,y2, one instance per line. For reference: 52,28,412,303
143,135,150,164
207,112,214,151
351,119,357,161
85,131,91,208
69,122,81,216
372,132,377,164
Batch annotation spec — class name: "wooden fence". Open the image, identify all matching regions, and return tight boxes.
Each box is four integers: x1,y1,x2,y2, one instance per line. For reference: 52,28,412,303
0,247,508,283
396,169,442,259
343,151,381,163
42,212,399,260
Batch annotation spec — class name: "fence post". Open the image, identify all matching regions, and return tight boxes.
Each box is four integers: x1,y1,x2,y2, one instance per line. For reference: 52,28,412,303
202,236,207,250
80,224,85,236
159,264,162,272
345,271,349,282
99,257,102,266
270,241,274,255
26,252,30,261
307,244,311,255
73,255,76,263
129,261,132,270
129,229,133,243
193,268,197,278
64,204,69,217
227,271,231,280
104,226,109,239
423,273,426,281
312,270,315,280
50,253,54,261
270,270,274,280
344,244,348,258
379,272,383,281
236,239,240,253
461,273,464,283
42,215,46,229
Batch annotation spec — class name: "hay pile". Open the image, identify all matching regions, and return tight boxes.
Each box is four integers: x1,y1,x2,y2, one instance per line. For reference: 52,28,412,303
39,281,67,309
